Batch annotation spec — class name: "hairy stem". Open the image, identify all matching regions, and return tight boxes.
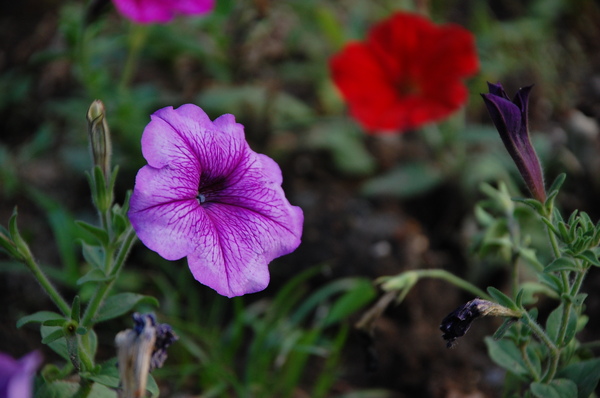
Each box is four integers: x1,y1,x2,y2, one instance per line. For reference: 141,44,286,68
24,256,71,316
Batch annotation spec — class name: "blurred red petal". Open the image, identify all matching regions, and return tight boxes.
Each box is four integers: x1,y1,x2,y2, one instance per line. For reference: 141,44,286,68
329,12,479,133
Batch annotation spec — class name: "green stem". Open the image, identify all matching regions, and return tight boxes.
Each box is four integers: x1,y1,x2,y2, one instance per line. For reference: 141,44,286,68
73,378,94,398
80,227,137,327
544,354,560,383
520,343,540,382
23,256,71,316
579,340,600,350
119,24,149,93
78,333,95,371
521,310,558,355
411,269,491,300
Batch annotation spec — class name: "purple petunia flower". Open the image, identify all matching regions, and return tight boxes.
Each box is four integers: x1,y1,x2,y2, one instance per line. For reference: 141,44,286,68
112,0,214,24
128,104,303,298
481,82,546,202
0,351,42,398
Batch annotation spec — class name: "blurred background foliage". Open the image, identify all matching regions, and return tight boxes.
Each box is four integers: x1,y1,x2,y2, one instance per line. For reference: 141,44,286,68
2,0,600,396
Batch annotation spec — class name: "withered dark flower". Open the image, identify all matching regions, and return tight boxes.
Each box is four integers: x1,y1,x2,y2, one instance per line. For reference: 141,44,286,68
440,298,520,348
116,313,178,397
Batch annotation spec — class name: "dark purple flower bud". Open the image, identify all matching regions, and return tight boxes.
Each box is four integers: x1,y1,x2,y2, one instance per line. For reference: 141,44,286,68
481,82,546,202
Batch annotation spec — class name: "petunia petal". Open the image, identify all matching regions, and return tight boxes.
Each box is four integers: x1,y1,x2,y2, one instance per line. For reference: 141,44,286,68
188,190,303,297
129,104,303,297
129,165,201,260
112,0,214,24
329,12,479,133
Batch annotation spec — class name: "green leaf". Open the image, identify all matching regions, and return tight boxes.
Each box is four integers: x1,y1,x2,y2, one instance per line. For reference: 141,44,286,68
36,379,117,398
484,337,529,378
530,379,577,398
147,374,160,398
42,319,67,327
41,329,65,344
71,296,80,322
77,268,112,285
321,278,377,327
539,273,564,295
80,241,105,269
362,161,443,198
40,326,98,361
547,173,566,196
546,304,578,345
556,358,600,398
85,358,120,388
513,198,544,213
576,249,600,266
17,311,63,328
95,293,159,323
545,257,580,273
76,220,109,246
492,318,517,340
487,286,517,310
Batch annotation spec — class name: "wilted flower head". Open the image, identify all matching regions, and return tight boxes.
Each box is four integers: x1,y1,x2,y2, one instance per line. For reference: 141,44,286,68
128,104,303,297
440,298,520,348
0,351,42,398
112,0,214,24
330,12,479,133
481,82,546,202
116,313,178,398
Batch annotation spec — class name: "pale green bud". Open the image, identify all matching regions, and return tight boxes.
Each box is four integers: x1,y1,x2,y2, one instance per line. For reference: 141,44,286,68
87,100,112,180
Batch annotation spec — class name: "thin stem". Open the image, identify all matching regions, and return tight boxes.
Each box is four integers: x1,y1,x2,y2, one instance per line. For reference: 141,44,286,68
412,269,491,300
520,343,540,382
543,354,560,383
118,24,149,93
73,378,94,398
78,333,95,371
23,256,71,316
521,310,558,355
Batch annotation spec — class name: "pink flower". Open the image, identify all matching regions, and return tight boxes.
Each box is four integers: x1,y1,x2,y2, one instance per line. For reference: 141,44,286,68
112,0,215,24
128,104,303,297
0,351,42,398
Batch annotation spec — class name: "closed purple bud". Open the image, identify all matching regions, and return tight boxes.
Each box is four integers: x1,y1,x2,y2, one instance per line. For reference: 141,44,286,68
481,82,546,202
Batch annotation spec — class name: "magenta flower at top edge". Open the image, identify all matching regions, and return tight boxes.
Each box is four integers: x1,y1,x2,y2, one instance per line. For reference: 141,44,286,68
112,0,215,24
481,82,546,202
128,104,304,298
0,351,42,398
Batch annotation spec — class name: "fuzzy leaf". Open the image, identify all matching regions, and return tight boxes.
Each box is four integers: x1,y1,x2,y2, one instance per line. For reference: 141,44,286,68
531,379,577,398
556,358,600,398
77,269,112,285
485,337,529,378
487,286,517,310
576,249,600,266
546,304,578,345
545,257,580,273
41,329,65,345
17,311,63,328
94,293,159,323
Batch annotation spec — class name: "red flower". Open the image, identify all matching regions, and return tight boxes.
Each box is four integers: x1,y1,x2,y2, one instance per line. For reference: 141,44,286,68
330,12,479,133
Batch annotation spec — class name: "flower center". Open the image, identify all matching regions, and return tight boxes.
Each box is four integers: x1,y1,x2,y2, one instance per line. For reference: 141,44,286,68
197,193,206,204
396,78,421,96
